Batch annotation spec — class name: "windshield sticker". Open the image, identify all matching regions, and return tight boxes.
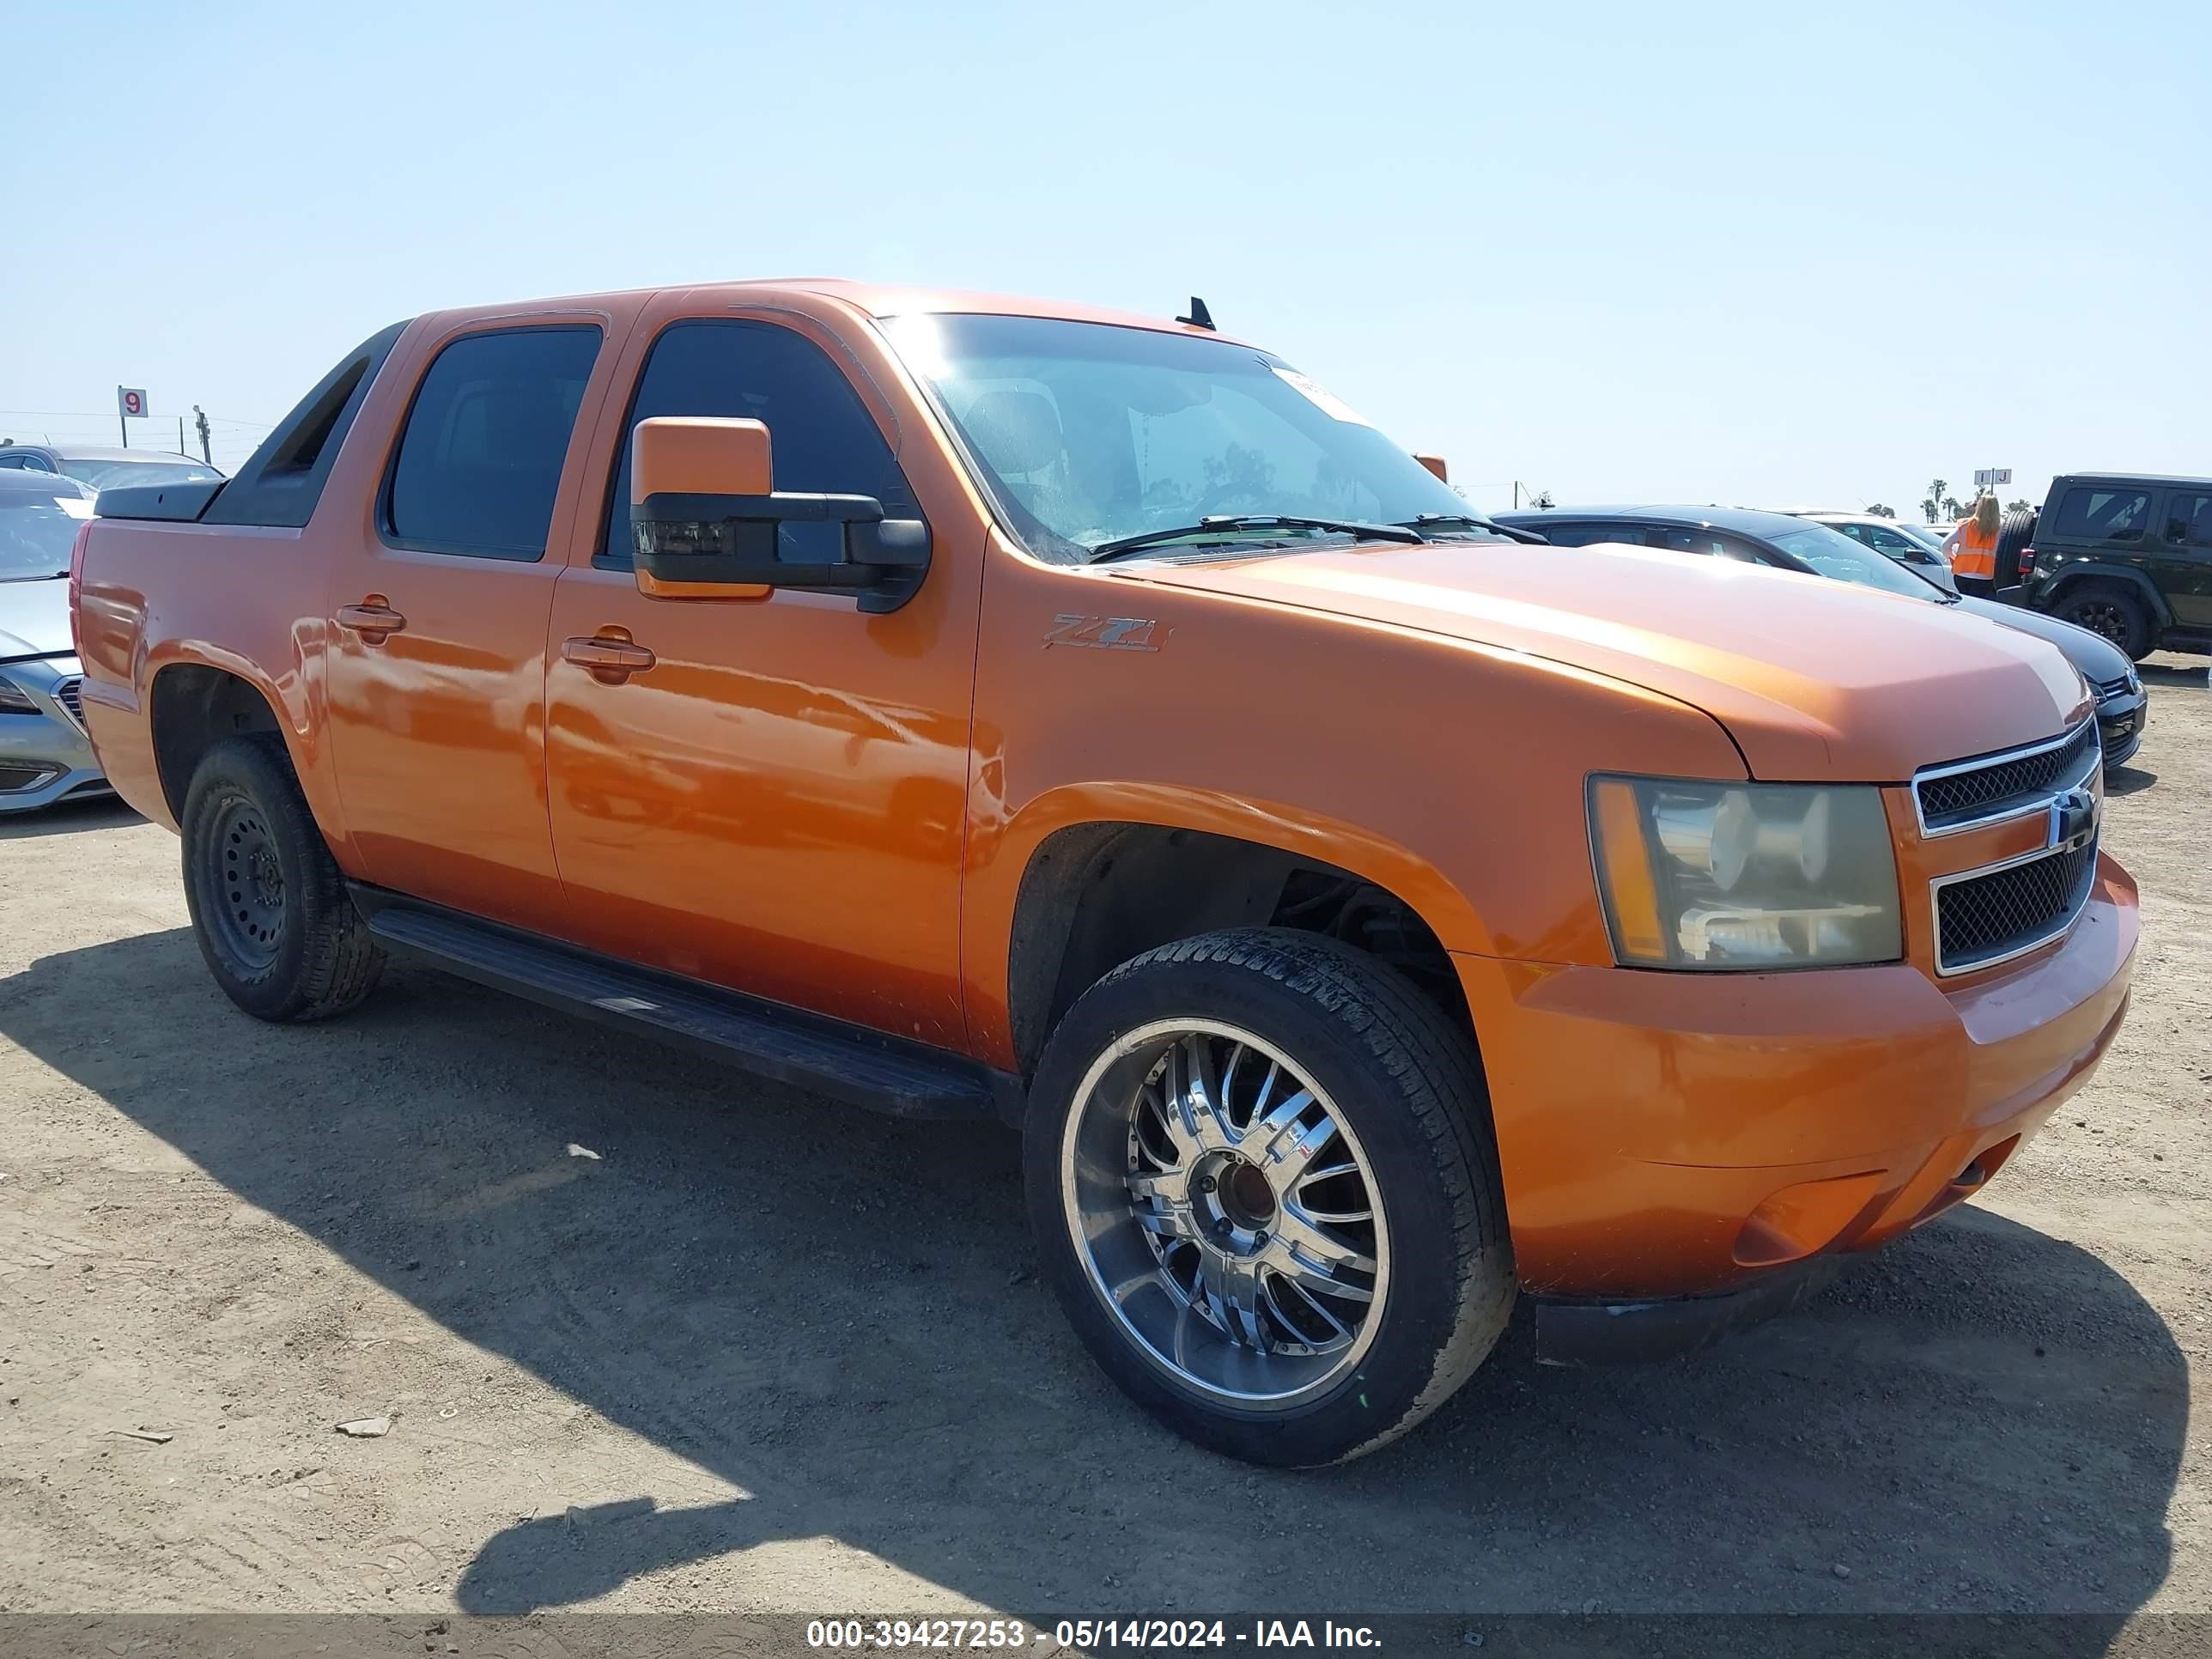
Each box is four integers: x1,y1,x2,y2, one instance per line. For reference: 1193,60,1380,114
1273,367,1372,427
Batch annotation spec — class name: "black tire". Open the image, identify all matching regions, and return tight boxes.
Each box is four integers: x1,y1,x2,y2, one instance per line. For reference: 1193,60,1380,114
180,736,384,1022
1993,507,2038,593
2053,580,2154,661
1025,927,1514,1467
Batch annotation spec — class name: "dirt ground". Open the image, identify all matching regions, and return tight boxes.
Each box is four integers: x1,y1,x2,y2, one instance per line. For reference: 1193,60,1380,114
1,663,2205,1635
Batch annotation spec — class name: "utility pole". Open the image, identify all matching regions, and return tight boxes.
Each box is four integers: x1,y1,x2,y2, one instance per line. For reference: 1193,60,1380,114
193,405,212,465
179,416,187,455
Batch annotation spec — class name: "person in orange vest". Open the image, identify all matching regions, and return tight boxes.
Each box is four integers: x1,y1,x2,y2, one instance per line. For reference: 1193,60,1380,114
1951,495,2002,595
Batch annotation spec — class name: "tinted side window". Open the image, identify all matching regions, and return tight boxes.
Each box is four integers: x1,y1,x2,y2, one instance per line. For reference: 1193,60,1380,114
2052,486,2152,544
1540,522,1645,547
385,326,602,560
1657,527,1722,556
2163,492,2212,546
600,320,918,568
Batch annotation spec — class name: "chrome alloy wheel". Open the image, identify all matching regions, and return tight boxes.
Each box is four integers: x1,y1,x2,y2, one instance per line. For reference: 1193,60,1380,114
1060,1019,1389,1407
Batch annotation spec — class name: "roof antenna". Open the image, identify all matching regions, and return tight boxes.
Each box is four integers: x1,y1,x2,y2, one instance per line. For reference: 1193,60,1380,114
1176,296,1215,331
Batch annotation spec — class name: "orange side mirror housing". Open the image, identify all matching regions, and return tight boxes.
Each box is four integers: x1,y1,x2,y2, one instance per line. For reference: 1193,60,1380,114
630,417,775,601
628,416,931,612
1414,453,1449,483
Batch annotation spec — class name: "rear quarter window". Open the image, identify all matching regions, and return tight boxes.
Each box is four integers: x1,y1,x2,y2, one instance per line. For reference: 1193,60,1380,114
384,326,602,560
2162,492,2212,547
2051,486,2153,544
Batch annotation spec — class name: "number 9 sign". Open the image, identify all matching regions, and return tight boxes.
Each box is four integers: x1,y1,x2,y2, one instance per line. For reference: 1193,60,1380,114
118,386,149,420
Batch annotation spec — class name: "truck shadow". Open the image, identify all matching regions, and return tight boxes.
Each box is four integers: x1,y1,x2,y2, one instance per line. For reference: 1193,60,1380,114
0,928,2185,1640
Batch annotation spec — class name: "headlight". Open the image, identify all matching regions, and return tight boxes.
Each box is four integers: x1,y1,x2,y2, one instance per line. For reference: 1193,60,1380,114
0,675,39,715
1589,777,1902,969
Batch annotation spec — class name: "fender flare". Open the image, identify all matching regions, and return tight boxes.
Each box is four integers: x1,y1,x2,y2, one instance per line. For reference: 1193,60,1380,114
968,781,1494,1073
2035,562,2173,629
143,644,352,860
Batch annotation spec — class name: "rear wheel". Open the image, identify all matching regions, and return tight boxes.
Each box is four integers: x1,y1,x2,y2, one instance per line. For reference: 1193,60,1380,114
1026,928,1514,1467
2054,580,2154,661
180,737,384,1021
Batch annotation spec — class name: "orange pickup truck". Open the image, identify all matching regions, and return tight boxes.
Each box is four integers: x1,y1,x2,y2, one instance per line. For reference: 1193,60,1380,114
71,280,2136,1466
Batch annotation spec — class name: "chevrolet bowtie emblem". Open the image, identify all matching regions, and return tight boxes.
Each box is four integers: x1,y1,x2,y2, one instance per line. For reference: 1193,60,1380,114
2048,787,2100,852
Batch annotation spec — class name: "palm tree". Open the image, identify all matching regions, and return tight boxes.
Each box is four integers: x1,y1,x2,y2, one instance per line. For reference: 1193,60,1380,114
1922,479,1948,524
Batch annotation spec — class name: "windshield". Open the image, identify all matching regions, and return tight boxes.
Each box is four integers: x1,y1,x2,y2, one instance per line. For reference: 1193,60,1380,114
1768,523,1945,599
882,313,1476,561
0,490,92,580
58,457,222,491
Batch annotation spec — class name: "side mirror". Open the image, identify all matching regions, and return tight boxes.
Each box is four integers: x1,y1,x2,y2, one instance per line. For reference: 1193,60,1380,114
629,416,930,613
1414,453,1449,483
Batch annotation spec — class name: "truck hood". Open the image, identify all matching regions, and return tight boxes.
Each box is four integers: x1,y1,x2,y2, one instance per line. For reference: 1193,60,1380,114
1121,540,2091,780
0,577,73,660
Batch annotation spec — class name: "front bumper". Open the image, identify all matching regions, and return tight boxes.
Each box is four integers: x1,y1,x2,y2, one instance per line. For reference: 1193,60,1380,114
2097,689,2148,769
1455,852,2137,1316
0,654,111,813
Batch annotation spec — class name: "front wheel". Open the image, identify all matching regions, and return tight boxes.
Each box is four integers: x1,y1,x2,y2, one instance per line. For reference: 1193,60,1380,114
1025,929,1514,1467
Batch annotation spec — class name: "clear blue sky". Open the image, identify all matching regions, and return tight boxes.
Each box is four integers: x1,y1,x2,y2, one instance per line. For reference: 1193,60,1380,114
4,0,2205,517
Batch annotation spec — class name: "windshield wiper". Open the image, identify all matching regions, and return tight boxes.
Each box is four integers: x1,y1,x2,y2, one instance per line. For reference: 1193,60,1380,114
1396,512,1546,544
1087,514,1423,564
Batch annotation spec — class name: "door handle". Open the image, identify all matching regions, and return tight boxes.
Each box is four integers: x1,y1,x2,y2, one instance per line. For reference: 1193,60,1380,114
337,599,407,643
563,633,658,684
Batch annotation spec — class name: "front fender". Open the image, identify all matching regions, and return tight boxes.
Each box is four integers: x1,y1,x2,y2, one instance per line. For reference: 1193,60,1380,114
960,780,1488,1073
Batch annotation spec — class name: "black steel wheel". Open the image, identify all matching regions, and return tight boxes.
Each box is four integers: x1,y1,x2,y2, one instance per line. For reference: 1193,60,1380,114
180,737,384,1021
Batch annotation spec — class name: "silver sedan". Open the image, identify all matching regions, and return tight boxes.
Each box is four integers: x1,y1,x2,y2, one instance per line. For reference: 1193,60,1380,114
0,476,109,811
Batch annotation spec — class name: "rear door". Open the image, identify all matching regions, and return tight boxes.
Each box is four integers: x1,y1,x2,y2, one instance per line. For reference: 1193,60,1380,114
2155,488,2212,625
323,315,622,930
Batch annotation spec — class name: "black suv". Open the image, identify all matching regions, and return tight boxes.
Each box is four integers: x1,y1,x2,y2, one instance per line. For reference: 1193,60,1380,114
2018,473,2212,662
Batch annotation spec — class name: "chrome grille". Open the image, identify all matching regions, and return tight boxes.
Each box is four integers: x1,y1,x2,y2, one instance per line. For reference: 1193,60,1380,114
2092,674,2133,701
1914,721,2098,833
52,677,86,732
1934,838,2099,975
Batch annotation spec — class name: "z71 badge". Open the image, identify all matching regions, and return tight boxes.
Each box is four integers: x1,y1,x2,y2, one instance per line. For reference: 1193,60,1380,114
1043,614,1162,652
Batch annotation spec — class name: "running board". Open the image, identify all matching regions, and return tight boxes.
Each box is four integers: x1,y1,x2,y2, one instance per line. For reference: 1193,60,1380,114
357,896,1011,1122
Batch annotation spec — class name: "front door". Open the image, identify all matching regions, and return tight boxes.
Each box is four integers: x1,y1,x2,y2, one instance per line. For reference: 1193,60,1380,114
324,318,615,930
543,307,979,1048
